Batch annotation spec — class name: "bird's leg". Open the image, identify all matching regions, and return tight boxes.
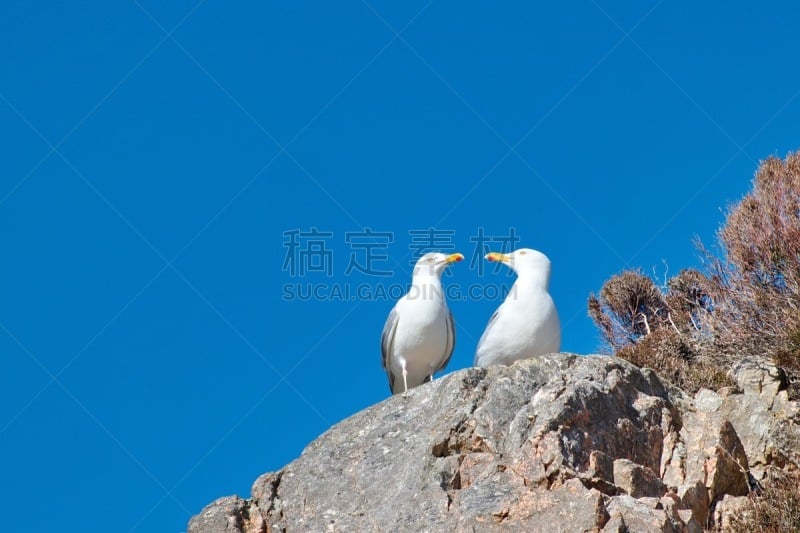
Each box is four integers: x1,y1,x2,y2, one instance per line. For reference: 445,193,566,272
402,365,408,399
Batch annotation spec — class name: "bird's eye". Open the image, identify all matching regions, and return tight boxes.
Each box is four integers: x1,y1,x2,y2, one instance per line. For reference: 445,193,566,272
427,256,435,262
519,250,527,255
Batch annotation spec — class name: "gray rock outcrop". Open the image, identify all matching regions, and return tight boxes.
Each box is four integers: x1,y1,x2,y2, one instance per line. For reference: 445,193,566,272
189,353,799,532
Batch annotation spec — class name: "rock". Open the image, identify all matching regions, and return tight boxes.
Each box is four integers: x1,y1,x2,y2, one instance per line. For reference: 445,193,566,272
676,480,709,526
188,353,800,532
693,388,724,411
587,450,615,482
662,394,749,499
726,359,800,474
661,357,800,492
601,513,626,533
187,496,263,533
604,495,677,532
734,358,786,399
249,472,282,528
683,516,704,533
712,494,750,531
613,459,666,498
494,478,608,532
636,496,661,508
705,424,749,502
579,450,619,495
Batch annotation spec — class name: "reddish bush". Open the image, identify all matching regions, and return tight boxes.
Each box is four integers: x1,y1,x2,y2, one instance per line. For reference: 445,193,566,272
588,269,729,392
589,151,800,395
706,153,800,380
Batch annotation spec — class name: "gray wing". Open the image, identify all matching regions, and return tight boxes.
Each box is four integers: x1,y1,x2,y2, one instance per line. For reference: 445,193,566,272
380,307,400,393
434,308,456,374
474,307,501,364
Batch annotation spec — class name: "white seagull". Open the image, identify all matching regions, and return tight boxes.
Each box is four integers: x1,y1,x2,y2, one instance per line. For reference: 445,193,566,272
474,248,561,367
381,252,464,396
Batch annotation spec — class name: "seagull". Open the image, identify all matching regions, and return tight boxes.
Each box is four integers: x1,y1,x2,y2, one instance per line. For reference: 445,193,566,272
381,252,464,396
474,248,561,367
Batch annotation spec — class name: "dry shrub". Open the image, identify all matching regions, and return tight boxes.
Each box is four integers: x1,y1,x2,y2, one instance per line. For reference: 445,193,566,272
616,329,732,392
588,151,800,395
723,468,800,533
705,152,800,385
589,270,731,392
588,270,668,350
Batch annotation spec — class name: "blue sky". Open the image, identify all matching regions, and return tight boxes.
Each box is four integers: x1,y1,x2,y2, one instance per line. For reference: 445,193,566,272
2,2,799,531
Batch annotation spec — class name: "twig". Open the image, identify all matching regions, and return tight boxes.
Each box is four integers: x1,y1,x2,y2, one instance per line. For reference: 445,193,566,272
667,312,682,336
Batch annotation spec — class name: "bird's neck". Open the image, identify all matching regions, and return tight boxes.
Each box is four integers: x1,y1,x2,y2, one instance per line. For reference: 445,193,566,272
409,273,445,303
512,270,550,294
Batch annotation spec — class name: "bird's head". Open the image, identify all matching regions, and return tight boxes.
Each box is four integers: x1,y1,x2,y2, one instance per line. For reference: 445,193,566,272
413,252,464,278
485,248,552,282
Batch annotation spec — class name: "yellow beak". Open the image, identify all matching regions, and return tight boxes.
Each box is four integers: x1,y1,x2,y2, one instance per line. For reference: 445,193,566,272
485,252,509,263
444,252,465,264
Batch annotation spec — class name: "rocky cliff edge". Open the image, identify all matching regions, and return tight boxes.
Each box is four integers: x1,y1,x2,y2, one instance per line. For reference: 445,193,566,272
188,354,800,532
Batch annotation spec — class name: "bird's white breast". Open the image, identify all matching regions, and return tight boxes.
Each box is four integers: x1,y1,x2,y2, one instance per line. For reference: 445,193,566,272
475,284,560,366
393,294,449,362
